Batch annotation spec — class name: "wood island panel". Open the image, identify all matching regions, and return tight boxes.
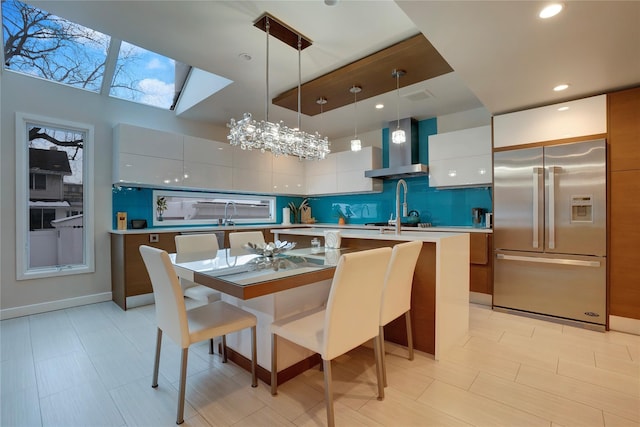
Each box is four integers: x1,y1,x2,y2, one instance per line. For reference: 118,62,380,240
283,234,439,355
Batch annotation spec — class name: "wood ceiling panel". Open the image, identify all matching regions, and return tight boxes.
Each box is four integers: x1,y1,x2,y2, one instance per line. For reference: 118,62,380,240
273,34,453,116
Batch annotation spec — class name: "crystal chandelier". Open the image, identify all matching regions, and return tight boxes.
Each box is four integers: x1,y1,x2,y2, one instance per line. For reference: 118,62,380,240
391,69,406,144
227,14,330,160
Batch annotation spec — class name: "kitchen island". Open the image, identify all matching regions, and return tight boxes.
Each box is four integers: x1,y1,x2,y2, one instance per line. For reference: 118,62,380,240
273,228,470,361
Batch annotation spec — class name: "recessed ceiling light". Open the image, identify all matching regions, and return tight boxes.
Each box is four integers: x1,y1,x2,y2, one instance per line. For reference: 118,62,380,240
375,103,384,109
558,106,570,111
238,53,252,61
553,84,569,91
539,3,563,19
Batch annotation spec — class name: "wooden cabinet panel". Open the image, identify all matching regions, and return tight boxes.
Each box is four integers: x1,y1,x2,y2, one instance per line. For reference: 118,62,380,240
111,232,178,310
608,86,640,172
469,233,493,295
469,233,489,265
609,171,640,319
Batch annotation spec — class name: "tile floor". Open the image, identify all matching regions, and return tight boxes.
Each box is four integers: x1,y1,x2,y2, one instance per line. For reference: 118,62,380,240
1,301,639,427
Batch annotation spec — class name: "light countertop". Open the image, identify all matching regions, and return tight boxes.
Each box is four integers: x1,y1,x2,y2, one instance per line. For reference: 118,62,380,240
110,222,491,235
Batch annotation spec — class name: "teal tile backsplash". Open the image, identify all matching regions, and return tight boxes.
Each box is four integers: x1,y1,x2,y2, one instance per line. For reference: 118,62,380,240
112,117,492,229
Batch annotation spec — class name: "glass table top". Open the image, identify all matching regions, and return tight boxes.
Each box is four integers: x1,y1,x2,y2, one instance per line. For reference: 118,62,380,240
170,247,345,288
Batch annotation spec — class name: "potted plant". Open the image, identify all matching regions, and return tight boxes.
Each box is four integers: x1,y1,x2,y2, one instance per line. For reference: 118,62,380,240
332,204,346,225
156,196,167,221
288,198,308,224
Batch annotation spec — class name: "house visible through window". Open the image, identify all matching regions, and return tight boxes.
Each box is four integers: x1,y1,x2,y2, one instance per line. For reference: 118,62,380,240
16,112,95,279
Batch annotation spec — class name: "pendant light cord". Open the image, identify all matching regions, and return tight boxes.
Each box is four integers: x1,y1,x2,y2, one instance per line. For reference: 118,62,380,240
396,71,401,130
297,35,302,130
265,17,270,122
354,87,358,139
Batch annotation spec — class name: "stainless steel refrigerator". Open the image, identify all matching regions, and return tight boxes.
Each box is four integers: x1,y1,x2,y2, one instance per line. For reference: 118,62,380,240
493,139,606,330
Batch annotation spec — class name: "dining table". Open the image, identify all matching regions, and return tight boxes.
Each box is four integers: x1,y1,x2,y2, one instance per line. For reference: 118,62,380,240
170,244,353,384
170,246,348,300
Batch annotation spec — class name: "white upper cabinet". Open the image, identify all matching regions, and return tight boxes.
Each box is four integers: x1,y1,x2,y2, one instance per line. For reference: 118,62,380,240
182,136,233,190
232,149,273,193
305,146,382,195
493,94,607,148
305,155,337,195
335,147,382,194
428,125,492,188
113,123,183,186
272,155,306,195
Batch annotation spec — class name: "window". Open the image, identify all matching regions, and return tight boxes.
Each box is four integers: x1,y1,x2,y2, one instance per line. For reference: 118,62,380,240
29,173,46,190
153,190,276,227
16,113,94,279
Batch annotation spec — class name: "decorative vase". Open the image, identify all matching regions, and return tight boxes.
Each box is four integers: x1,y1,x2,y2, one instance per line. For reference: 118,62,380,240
338,217,345,225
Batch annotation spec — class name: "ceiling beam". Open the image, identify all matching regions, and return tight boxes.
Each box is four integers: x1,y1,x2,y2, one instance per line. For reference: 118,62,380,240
273,34,453,116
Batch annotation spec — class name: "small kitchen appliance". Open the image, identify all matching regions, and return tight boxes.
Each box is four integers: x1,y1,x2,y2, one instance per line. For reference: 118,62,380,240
471,207,485,227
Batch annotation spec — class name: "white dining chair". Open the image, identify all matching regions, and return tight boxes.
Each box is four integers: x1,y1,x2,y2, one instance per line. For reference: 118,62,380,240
175,234,224,355
139,245,258,425
228,231,265,256
270,247,392,427
379,240,422,387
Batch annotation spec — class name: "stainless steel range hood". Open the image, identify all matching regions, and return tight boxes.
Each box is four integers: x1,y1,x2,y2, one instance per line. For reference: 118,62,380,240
365,118,429,179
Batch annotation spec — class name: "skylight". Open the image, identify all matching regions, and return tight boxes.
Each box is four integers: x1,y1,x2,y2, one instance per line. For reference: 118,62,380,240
2,0,230,112
2,0,110,92
109,40,180,109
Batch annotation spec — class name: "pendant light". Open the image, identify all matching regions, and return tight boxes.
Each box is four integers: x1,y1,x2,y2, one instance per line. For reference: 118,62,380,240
227,13,330,160
391,69,406,144
350,85,362,152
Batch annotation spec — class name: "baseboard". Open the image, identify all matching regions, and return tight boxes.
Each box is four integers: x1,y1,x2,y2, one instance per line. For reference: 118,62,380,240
609,315,640,336
0,292,112,320
126,293,155,309
470,291,492,306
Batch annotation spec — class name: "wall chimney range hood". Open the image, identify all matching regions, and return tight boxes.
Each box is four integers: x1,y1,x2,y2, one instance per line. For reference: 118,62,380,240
365,118,429,179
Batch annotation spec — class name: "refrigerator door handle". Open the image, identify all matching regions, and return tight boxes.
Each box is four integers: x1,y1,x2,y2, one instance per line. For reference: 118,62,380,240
496,253,601,267
547,166,561,249
532,167,543,248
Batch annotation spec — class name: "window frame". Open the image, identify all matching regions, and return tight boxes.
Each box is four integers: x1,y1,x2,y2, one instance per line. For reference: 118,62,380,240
15,112,95,280
152,190,276,227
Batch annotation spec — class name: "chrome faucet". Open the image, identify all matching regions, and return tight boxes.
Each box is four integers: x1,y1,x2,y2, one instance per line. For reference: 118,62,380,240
223,201,237,226
395,179,408,234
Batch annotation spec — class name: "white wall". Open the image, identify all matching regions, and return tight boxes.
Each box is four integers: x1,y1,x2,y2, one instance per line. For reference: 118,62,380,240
436,107,491,133
0,71,227,318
